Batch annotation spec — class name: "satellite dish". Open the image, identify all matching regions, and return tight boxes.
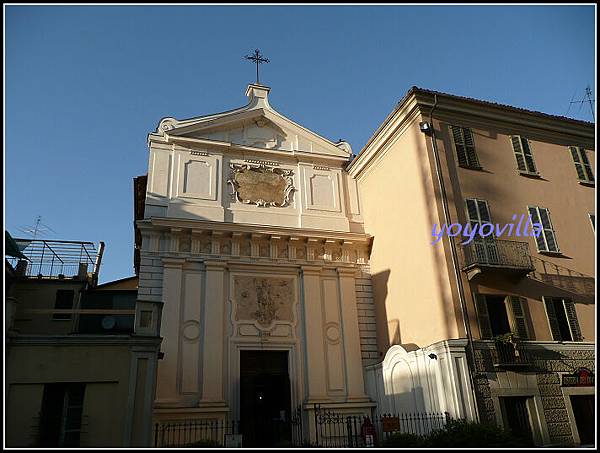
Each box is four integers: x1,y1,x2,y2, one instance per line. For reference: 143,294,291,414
101,316,116,330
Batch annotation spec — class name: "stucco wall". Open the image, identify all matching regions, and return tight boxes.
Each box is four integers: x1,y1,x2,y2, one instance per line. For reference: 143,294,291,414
356,118,460,351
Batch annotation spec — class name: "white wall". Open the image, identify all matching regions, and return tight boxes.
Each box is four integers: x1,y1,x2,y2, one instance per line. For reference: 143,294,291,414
365,340,476,420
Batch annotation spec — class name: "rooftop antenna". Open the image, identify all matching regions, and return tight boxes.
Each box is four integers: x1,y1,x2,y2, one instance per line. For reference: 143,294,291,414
568,85,595,120
17,215,56,240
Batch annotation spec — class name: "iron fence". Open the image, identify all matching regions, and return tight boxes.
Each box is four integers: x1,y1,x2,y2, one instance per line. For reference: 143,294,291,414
153,419,239,448
152,407,451,448
313,404,450,447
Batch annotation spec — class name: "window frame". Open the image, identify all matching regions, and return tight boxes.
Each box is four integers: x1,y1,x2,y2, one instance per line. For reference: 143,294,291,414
543,296,582,342
510,135,539,176
451,125,481,170
527,205,560,254
569,146,595,185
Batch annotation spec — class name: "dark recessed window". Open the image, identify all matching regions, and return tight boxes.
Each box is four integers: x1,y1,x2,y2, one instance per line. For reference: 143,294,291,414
53,290,75,320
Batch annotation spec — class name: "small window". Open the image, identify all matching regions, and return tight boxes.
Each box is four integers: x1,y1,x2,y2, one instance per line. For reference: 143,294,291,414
53,290,75,320
569,146,594,184
543,297,582,341
589,214,595,232
511,135,537,174
451,125,480,169
527,206,559,253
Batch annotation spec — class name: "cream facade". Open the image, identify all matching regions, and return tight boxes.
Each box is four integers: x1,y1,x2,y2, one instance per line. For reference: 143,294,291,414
139,84,377,446
349,87,595,446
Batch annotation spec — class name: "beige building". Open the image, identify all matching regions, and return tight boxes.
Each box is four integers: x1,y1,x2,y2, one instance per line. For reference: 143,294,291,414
348,87,595,446
5,239,159,447
138,84,377,447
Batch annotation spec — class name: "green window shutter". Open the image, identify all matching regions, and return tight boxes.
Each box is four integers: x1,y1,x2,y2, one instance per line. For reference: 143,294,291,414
508,296,529,339
511,136,527,172
452,125,469,167
578,148,595,182
543,296,562,341
520,138,537,173
463,128,480,168
538,207,559,252
563,299,582,341
570,146,589,181
475,294,493,339
528,206,559,253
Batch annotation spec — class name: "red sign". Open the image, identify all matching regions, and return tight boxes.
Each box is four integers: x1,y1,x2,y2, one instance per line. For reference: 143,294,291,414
562,368,595,387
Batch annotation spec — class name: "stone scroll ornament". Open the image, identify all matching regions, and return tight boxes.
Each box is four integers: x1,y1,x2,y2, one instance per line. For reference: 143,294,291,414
227,163,295,207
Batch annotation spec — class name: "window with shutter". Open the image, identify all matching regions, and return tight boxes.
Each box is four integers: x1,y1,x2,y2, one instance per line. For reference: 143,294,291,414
543,297,582,341
511,136,537,174
543,297,562,341
507,296,530,340
452,125,480,169
527,206,559,253
563,299,583,341
569,146,594,184
475,294,493,339
465,198,499,263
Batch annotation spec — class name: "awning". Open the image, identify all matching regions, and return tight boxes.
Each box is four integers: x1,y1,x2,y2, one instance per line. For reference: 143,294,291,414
5,231,29,260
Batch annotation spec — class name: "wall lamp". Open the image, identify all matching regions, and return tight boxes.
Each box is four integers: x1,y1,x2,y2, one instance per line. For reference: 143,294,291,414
419,121,433,136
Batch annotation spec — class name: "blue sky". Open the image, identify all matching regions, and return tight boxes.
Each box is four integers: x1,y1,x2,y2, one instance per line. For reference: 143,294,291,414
5,5,595,283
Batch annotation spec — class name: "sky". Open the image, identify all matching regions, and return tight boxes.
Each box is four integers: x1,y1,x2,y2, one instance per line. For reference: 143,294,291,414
5,5,596,283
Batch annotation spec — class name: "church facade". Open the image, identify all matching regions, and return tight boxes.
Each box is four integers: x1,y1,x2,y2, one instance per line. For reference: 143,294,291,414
136,84,378,445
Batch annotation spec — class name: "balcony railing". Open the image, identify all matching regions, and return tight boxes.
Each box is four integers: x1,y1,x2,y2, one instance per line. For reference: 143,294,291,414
492,338,531,368
6,239,103,281
460,239,534,275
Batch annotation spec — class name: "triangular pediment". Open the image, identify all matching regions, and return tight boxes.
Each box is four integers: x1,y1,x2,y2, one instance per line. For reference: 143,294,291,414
156,85,352,157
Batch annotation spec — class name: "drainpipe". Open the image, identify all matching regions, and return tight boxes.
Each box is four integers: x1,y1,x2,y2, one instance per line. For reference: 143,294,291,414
422,94,480,422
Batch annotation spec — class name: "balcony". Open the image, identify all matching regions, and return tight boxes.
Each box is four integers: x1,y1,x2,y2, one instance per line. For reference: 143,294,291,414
459,239,534,280
6,239,103,283
491,338,531,368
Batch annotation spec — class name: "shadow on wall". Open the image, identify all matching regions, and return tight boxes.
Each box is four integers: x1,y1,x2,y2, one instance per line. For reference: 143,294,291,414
371,269,393,356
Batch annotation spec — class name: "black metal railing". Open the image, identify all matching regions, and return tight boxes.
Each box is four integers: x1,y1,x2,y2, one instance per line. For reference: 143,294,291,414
492,338,530,367
461,239,534,271
313,405,450,447
153,419,239,448
7,239,101,280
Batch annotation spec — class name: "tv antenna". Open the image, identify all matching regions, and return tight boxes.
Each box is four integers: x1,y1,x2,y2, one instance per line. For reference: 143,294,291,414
567,85,595,120
17,215,56,240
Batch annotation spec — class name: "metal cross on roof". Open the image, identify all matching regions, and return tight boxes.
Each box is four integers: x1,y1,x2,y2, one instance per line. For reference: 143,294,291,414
244,49,269,85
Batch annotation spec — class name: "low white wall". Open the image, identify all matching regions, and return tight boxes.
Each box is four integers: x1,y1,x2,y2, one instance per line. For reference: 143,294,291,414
364,339,477,420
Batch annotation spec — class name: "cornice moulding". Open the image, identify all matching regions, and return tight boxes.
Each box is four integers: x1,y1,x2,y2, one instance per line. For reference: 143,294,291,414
139,218,371,243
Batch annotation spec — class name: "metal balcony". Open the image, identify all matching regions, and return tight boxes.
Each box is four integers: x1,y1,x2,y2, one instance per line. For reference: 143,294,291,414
460,239,534,279
492,338,531,368
6,239,104,282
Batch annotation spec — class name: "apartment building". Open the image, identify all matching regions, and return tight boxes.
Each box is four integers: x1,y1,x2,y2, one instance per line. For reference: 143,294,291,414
348,87,595,446
5,237,159,447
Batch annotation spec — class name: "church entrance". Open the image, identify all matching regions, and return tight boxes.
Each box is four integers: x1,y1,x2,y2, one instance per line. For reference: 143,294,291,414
239,350,292,447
